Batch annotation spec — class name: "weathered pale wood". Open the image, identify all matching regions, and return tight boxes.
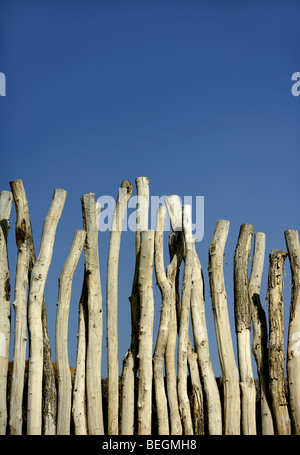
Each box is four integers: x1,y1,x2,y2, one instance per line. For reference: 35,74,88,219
267,249,291,435
285,230,300,434
177,205,194,435
165,232,183,435
56,229,85,434
165,195,203,435
187,339,204,435
165,196,191,435
153,205,171,435
137,230,154,435
27,188,67,435
107,180,132,435
81,193,104,435
0,190,13,435
121,177,149,435
8,180,31,435
209,220,240,435
234,223,256,435
41,301,57,435
9,179,57,435
169,231,203,435
165,194,182,233
191,242,222,435
72,272,88,435
249,232,274,434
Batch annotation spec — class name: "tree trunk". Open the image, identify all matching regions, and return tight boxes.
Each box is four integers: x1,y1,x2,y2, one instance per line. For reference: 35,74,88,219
165,206,204,435
56,229,85,434
153,205,171,435
8,180,31,435
27,188,67,435
0,190,13,435
107,180,132,435
188,342,204,435
72,272,88,435
137,230,154,435
9,179,57,435
177,205,194,435
81,193,104,435
285,230,300,434
165,232,183,435
121,177,149,435
267,249,291,435
208,220,240,435
165,195,201,435
41,300,57,435
249,232,274,435
234,223,256,435
191,242,222,435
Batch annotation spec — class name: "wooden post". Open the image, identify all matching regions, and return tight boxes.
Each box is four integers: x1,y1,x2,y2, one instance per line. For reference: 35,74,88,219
107,180,132,435
81,193,104,435
121,177,149,435
234,223,256,434
177,205,194,435
249,232,274,434
0,190,13,435
153,205,171,435
191,242,222,435
27,188,67,435
8,180,31,435
41,294,58,435
208,220,240,435
285,230,300,434
72,272,88,435
267,249,291,435
9,179,58,435
137,230,154,435
165,232,183,435
165,195,203,435
56,229,85,434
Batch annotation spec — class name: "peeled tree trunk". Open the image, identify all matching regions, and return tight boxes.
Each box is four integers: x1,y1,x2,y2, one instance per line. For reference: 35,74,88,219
234,223,256,435
9,179,57,435
121,177,149,435
191,242,222,435
165,195,203,434
285,230,300,434
81,193,104,435
267,249,291,435
153,205,171,435
27,188,67,435
177,205,194,435
0,190,13,435
187,339,204,435
249,232,274,435
8,181,31,435
165,231,183,435
209,220,240,435
41,295,57,435
72,273,88,435
137,230,154,435
107,180,132,435
56,229,85,435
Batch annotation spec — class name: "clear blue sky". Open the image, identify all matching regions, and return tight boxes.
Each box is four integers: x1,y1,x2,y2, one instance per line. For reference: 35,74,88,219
1,0,299,378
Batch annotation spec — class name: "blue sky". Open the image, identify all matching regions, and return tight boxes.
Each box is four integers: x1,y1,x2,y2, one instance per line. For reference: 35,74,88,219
1,0,299,378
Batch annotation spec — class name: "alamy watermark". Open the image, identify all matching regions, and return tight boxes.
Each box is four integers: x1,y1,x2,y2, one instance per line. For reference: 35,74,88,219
291,72,300,97
96,190,204,242
0,72,6,96
291,332,300,357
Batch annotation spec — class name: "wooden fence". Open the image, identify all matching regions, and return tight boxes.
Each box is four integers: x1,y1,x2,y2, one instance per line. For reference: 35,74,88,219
0,177,299,435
